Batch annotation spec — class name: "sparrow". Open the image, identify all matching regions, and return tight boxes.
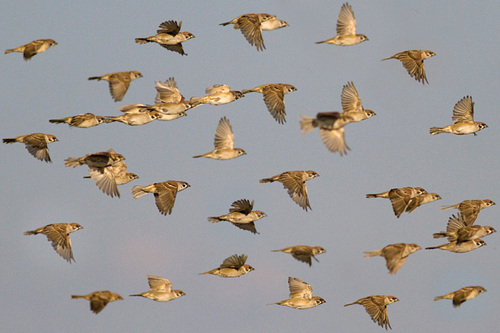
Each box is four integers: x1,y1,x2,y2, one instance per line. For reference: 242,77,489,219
130,275,185,302
49,113,107,128
208,199,266,234
260,170,319,211
272,245,325,267
84,158,138,198
404,192,442,215
269,277,326,309
430,96,488,136
199,254,254,278
344,295,399,330
132,180,190,215
5,39,57,60
433,213,496,243
106,110,160,126
441,199,495,225
135,20,195,55
434,286,486,307
153,77,198,114
189,84,244,106
71,291,123,314
425,238,486,253
316,3,368,46
3,133,58,163
364,243,421,274
299,112,353,155
261,18,289,31
193,117,246,160
88,71,143,102
65,149,124,169
382,50,436,84
242,83,297,124
24,223,83,263
340,81,376,122
118,104,188,121
366,187,428,218
220,13,280,51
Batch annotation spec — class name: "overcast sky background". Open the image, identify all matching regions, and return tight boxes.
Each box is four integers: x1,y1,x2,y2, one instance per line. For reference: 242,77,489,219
1,1,499,332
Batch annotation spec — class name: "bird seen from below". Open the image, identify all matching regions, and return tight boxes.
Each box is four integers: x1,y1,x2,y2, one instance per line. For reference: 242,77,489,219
130,275,185,302
193,117,246,160
269,277,326,309
316,3,368,46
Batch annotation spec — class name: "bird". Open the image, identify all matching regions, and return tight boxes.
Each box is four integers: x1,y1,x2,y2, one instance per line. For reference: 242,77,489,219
105,110,160,126
117,103,188,121
430,96,488,136
208,199,266,234
425,238,486,253
382,50,436,84
5,39,57,60
199,254,254,278
316,2,368,46
135,20,194,55
366,187,429,218
220,13,282,51
441,199,495,226
84,159,138,198
269,277,326,309
344,295,399,330
49,113,107,128
403,192,442,215
71,291,123,314
299,112,353,155
132,180,190,215
260,170,319,211
364,243,421,274
272,245,326,267
193,117,246,160
130,275,185,302
340,81,376,122
189,84,244,106
3,133,58,163
434,286,486,307
24,223,83,263
242,83,297,124
433,213,496,243
88,71,143,102
153,77,198,114
64,149,124,169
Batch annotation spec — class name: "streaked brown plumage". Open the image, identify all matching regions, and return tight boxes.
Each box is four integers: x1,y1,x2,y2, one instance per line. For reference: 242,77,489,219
316,3,368,46
344,295,399,330
433,213,496,243
3,133,58,163
441,199,495,226
364,243,421,274
430,96,487,136
272,245,325,266
130,275,185,302
269,277,326,309
71,291,123,314
340,81,376,122
425,238,486,253
199,254,254,277
193,117,246,160
132,180,190,215
208,199,266,234
88,71,142,102
135,20,194,55
49,113,107,128
5,39,57,60
434,286,486,307
220,13,277,51
242,83,296,124
383,50,435,84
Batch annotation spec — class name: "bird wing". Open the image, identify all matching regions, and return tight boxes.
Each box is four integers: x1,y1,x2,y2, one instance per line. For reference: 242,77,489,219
147,275,172,292
213,117,234,150
452,96,474,123
288,277,313,300
336,3,357,35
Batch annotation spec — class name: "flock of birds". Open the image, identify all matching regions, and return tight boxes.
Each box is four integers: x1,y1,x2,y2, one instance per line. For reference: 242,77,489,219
3,2,495,330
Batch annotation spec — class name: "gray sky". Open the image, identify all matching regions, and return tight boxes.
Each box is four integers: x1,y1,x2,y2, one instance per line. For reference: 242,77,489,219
1,1,499,332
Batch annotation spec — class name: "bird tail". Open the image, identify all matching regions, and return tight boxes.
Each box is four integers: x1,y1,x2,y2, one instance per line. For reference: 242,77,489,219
363,250,382,258
432,232,447,239
207,217,222,223
129,293,143,297
23,230,38,236
425,245,442,250
298,115,317,135
440,205,455,210
64,157,83,168
192,154,205,158
365,193,383,198
381,56,395,61
2,138,18,144
189,96,208,105
131,186,149,199
429,127,443,135
71,295,85,299
135,37,151,44
343,301,357,307
4,47,21,54
241,88,256,94
219,21,232,26
315,40,328,44
49,118,68,124
434,293,453,301
259,177,275,183
88,76,102,81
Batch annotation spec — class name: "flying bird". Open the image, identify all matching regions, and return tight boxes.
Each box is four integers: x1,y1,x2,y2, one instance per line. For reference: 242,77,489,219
430,96,488,136
260,170,319,211
84,159,138,198
340,81,376,122
441,199,495,226
24,223,83,263
189,84,243,106
433,213,496,243
242,83,296,124
220,13,286,51
49,113,107,128
193,117,246,160
130,275,185,302
135,20,195,55
434,286,486,307
366,187,430,218
5,39,57,60
153,77,198,114
425,238,486,253
132,180,190,215
344,295,399,330
199,254,254,278
106,110,160,126
272,245,325,267
364,243,421,274
208,199,266,234
3,133,58,163
316,2,368,46
269,277,326,309
88,71,143,102
71,291,123,314
382,50,436,84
